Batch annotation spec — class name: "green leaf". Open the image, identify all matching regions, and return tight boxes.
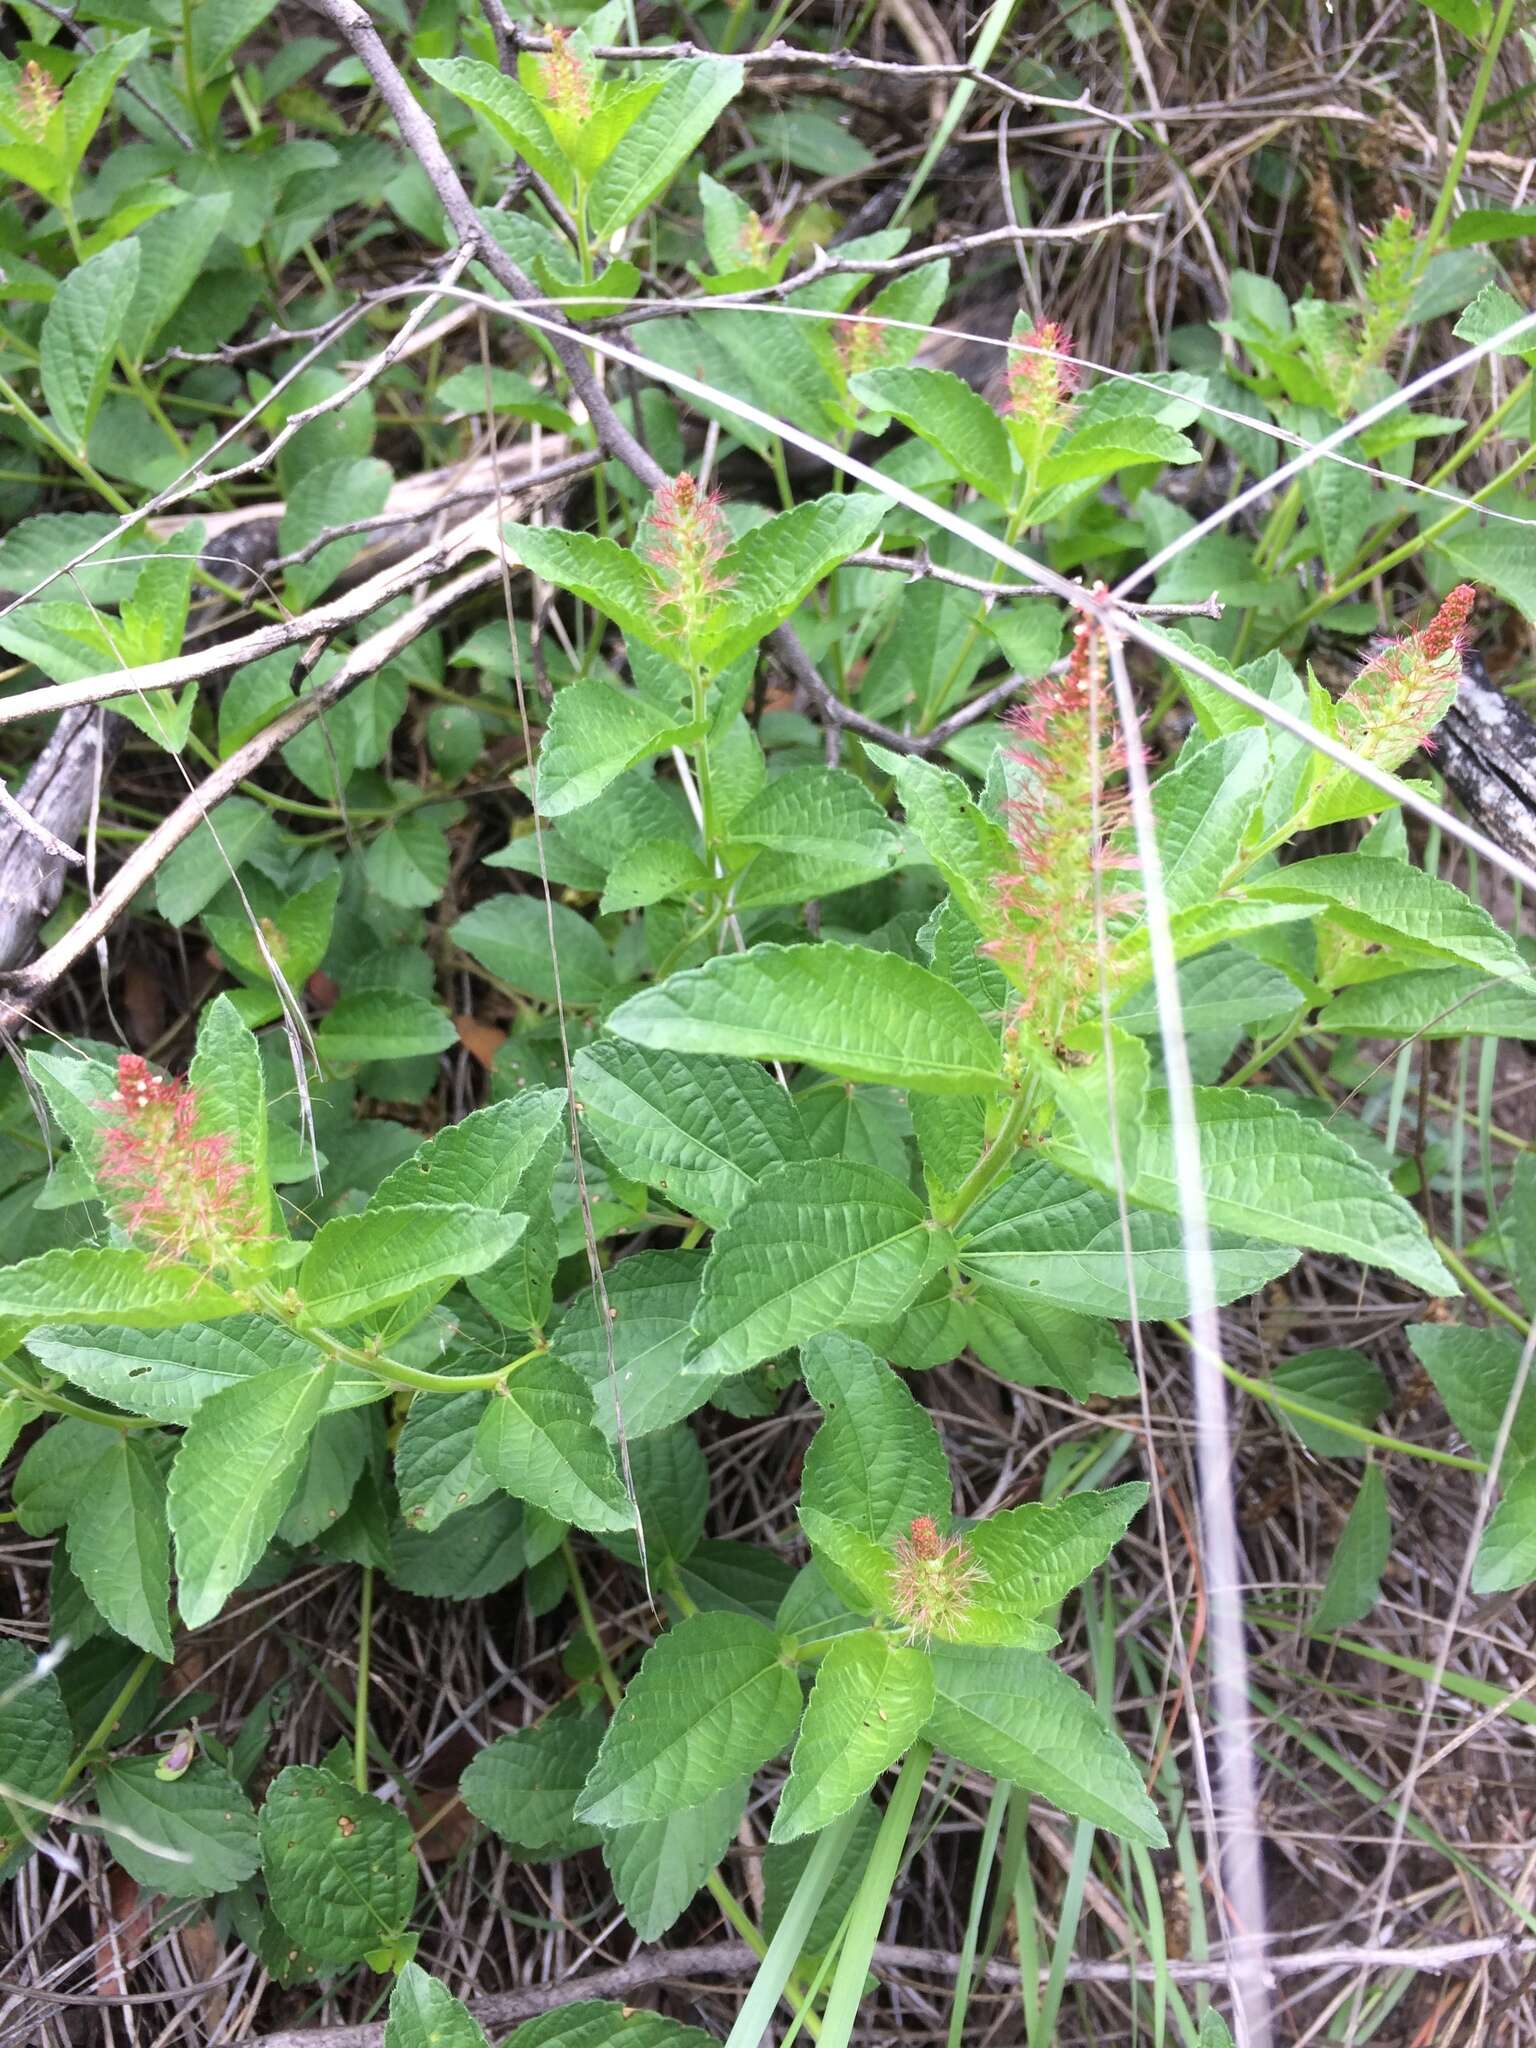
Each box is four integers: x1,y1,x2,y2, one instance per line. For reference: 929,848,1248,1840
961,1484,1149,1640
420,56,566,195
315,990,459,1065
297,1205,525,1326
573,1043,809,1226
1314,1465,1390,1631
1116,947,1299,1039
603,1776,748,1939
259,1765,418,1968
589,58,746,235
155,798,275,925
396,1390,493,1532
924,1644,1165,1846
771,1630,932,1841
0,1248,240,1330
1472,1464,1536,1593
121,192,233,364
607,943,1003,1094
1408,1323,1536,1467
93,1757,259,1897
66,1434,172,1659
727,766,901,907
363,810,453,909
169,1364,335,1628
1199,2012,1238,2048
372,1091,566,1217
454,897,615,1007
576,1611,803,1827
699,494,888,673
475,1355,633,1533
1050,1087,1456,1295
27,1314,379,1425
1270,1349,1388,1456
850,366,1014,505
505,2007,715,2048
189,993,272,1235
691,1161,948,1376
552,1250,724,1439
1032,1027,1149,1191
461,1714,605,1856
800,1335,950,1544
604,1425,708,1570
1037,415,1197,486
1143,730,1268,914
869,748,1012,934
1319,969,1536,1040
512,526,669,654
957,1157,1297,1318
385,1964,491,2048
536,676,698,817
0,1640,71,1879
281,457,393,607
1244,855,1528,983
40,240,141,452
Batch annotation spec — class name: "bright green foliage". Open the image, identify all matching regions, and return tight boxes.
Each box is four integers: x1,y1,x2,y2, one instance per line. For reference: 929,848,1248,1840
0,2,1527,2019
258,1767,418,1968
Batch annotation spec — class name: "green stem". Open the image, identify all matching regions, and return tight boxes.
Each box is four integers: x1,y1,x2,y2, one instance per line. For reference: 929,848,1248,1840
55,1653,159,1800
0,1357,155,1432
1165,1316,1487,1471
563,1537,623,1707
936,1094,1029,1227
722,1805,863,2048
354,1565,375,1795
256,1288,542,1394
1419,0,1520,264
0,373,134,514
1434,1240,1530,1334
818,1742,931,2045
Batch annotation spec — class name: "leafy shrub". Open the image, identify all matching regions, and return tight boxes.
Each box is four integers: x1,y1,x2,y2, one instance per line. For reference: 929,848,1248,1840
1,2,1534,2040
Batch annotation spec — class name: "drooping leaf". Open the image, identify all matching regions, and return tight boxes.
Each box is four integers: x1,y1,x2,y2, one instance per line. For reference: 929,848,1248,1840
66,1434,173,1659
573,1043,808,1226
1314,1465,1390,1630
475,1355,633,1533
608,944,1003,1093
1245,855,1528,983
691,1162,949,1375
771,1630,932,1841
924,1644,1165,1846
169,1364,335,1628
40,240,141,452
603,1776,748,1939
258,1765,418,1969
576,1612,803,1827
93,1757,259,1897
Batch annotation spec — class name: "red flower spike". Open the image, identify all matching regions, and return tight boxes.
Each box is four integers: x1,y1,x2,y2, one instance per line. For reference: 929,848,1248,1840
537,28,592,119
985,589,1141,1033
836,316,888,379
643,473,733,644
1005,319,1081,429
1336,583,1474,768
97,1055,259,1265
889,1516,985,1646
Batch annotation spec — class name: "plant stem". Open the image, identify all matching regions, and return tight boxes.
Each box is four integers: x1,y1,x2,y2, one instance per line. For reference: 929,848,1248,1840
563,1537,622,1707
1434,1240,1530,1334
353,1565,374,1795
1418,0,1520,264
55,1652,159,1800
937,1094,1029,1226
722,1803,863,2048
817,1742,931,2045
1165,1316,1487,1471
